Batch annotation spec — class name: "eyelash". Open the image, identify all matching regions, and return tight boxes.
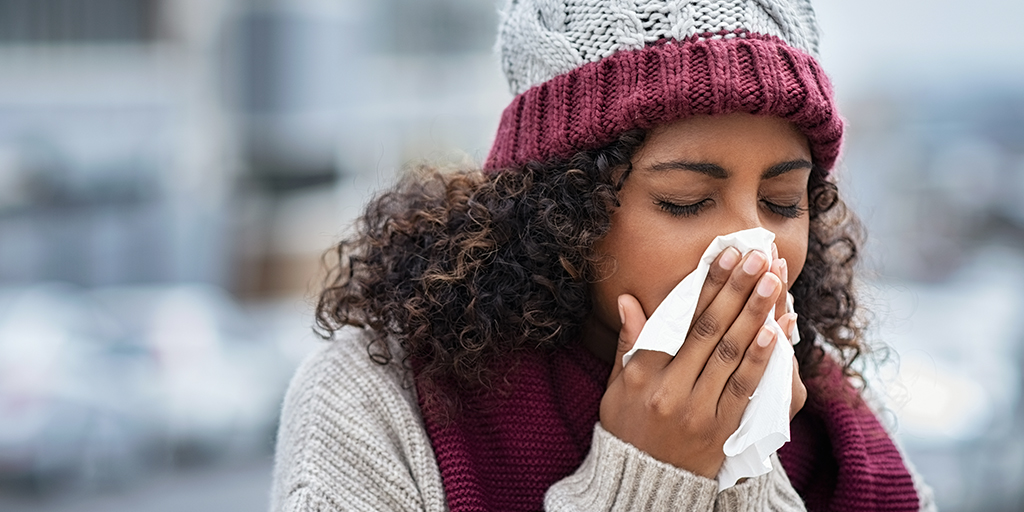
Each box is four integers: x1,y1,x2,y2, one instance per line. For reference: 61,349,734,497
655,199,808,219
657,199,711,217
762,200,808,219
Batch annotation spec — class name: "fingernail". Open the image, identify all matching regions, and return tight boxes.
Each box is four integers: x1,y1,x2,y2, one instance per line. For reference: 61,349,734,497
771,242,778,260
782,312,796,329
719,247,740,270
756,326,774,347
788,313,800,344
781,258,788,284
743,250,766,275
756,274,777,297
617,299,626,326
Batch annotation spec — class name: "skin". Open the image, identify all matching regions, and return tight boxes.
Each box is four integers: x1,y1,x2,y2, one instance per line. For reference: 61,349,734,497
584,112,810,479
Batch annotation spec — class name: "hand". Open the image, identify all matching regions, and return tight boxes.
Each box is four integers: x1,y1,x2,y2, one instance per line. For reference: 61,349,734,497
599,248,784,478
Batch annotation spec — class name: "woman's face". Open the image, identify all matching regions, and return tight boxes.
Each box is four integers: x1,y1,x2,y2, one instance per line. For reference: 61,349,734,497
586,113,812,358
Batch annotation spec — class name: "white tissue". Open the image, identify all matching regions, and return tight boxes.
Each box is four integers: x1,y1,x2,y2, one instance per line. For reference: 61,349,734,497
621,227,795,491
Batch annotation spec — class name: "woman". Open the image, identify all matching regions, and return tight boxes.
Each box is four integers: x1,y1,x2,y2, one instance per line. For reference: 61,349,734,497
270,1,935,510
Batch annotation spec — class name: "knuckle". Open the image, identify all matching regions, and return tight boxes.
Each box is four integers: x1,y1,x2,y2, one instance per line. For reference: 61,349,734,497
713,336,742,364
645,388,675,418
705,267,729,287
690,314,720,340
728,274,752,294
726,374,752,401
744,341,769,365
621,363,646,388
744,293,773,315
616,334,633,354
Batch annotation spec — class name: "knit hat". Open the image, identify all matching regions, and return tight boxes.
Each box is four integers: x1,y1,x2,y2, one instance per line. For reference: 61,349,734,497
484,0,842,172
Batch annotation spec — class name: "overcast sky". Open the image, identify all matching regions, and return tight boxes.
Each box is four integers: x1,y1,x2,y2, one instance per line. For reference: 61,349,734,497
814,0,1024,99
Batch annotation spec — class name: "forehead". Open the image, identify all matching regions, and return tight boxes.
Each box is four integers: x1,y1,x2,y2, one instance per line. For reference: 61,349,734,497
633,113,811,169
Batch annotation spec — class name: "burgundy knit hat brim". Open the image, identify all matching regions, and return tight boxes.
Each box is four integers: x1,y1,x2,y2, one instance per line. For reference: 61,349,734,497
484,32,843,172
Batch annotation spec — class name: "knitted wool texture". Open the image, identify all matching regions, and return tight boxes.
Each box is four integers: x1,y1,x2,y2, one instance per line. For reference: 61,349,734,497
416,345,922,512
416,346,607,511
485,0,842,171
777,361,922,511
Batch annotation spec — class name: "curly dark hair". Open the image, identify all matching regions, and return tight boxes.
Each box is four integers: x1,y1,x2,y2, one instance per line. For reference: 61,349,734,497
315,129,866,396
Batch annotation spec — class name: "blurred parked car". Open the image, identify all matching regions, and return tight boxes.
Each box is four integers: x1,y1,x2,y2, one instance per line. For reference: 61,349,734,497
0,282,294,490
89,284,293,460
0,283,154,488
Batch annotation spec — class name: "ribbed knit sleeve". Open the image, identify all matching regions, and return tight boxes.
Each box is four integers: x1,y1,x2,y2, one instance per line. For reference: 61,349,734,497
545,424,806,512
544,424,718,511
714,454,807,512
269,333,447,512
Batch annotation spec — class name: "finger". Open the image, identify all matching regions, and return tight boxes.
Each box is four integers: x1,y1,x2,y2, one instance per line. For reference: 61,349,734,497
716,324,777,422
778,312,797,345
672,250,770,387
790,354,807,420
770,258,788,322
608,294,649,385
692,246,741,324
693,271,781,399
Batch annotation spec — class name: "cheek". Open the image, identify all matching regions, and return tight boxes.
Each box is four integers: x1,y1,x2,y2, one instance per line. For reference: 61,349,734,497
592,213,709,321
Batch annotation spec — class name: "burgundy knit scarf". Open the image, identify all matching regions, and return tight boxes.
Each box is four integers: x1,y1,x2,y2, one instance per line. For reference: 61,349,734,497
415,344,919,511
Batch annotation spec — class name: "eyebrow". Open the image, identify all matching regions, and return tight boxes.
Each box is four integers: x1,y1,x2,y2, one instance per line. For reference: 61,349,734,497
646,159,812,179
762,159,813,179
647,161,728,178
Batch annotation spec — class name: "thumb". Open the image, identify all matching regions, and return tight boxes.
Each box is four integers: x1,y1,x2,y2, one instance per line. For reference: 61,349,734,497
608,293,647,385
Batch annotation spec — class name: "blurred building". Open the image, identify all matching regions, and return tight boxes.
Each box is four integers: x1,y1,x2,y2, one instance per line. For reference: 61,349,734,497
0,0,510,501
840,91,1024,512
0,0,239,288
0,0,509,297
842,92,1024,281
226,0,508,297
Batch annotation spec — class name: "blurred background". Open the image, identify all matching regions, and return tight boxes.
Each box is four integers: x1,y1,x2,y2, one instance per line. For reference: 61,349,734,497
0,0,1020,510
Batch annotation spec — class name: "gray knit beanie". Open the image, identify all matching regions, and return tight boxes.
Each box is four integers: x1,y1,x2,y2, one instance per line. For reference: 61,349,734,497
484,0,841,172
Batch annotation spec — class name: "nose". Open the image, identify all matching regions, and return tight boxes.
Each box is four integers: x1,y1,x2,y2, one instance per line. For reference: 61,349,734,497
720,203,764,236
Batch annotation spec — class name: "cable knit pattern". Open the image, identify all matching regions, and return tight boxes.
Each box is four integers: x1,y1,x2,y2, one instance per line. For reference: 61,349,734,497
499,0,821,94
486,0,842,172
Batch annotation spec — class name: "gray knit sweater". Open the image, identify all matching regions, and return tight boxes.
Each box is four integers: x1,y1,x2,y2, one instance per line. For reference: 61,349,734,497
269,331,933,511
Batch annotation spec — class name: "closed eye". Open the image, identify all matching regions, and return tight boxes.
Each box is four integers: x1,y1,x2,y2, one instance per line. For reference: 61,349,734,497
657,199,712,217
760,199,807,219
